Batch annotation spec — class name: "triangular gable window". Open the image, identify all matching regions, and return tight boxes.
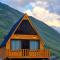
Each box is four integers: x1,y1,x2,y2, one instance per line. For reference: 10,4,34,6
15,20,37,35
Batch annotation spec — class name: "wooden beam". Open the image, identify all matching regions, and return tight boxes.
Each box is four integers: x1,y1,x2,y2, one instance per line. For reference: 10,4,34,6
11,34,40,40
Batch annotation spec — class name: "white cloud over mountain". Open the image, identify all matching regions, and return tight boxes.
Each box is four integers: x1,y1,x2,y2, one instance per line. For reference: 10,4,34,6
25,1,60,27
0,0,60,14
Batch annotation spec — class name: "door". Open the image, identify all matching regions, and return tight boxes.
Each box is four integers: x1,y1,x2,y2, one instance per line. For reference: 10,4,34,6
21,40,30,56
21,40,30,49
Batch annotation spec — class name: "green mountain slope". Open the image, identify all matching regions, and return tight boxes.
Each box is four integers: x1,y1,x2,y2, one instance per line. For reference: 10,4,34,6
0,2,60,59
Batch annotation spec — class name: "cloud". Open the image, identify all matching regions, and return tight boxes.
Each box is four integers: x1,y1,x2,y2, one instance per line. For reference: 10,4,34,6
25,6,60,27
0,0,29,12
0,0,60,15
30,1,48,8
0,0,34,7
24,1,60,29
0,0,25,6
25,9,32,16
52,26,60,33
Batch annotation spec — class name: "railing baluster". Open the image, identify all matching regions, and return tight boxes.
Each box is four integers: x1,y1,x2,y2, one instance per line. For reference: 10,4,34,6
22,49,29,56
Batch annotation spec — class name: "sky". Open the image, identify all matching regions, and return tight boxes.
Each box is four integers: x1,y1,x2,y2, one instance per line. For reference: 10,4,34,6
0,0,60,33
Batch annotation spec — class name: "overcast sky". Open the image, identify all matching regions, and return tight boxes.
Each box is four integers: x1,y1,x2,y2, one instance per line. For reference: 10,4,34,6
0,0,60,33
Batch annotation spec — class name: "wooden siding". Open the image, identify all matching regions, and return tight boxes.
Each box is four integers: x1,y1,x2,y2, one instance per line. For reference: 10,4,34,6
6,35,44,50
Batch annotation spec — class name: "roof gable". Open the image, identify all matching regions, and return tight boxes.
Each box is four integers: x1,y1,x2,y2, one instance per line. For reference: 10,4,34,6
14,20,37,35
14,14,37,35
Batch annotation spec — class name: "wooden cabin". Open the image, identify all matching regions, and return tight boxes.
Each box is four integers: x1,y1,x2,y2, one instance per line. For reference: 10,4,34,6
0,14,50,60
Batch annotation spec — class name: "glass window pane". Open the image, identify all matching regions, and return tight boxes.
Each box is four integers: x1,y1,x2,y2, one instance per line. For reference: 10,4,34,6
11,40,21,51
30,41,39,50
15,40,21,50
11,40,16,51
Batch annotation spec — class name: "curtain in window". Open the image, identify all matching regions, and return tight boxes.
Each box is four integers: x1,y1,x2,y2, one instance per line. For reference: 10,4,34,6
11,40,21,51
30,41,39,50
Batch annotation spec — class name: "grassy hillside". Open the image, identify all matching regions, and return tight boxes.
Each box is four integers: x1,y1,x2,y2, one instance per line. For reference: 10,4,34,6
0,2,60,59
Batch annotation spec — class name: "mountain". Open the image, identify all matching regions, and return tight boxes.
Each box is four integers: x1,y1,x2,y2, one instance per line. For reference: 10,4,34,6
0,2,60,59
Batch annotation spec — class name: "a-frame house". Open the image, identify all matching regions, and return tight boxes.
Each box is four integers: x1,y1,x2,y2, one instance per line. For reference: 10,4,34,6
0,14,50,60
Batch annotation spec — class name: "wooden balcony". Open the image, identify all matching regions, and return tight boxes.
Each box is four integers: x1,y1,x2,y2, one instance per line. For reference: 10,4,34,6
6,49,50,58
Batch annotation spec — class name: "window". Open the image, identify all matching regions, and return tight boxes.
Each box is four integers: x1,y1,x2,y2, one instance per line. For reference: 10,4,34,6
15,20,37,35
30,41,39,50
11,40,39,50
11,40,21,51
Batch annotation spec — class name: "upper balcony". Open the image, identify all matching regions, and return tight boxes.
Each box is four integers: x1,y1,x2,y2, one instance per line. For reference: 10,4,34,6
6,49,50,58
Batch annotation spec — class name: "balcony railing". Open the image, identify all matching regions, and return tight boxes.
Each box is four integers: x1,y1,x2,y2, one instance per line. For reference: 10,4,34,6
6,49,50,58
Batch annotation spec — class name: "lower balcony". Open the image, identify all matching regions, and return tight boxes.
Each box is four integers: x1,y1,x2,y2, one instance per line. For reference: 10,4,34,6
6,49,50,58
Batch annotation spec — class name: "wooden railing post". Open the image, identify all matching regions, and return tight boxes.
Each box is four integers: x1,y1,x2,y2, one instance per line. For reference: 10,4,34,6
22,49,29,56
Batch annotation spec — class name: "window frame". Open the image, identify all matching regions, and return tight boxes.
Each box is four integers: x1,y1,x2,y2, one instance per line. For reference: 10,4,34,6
10,39,40,51
30,40,40,50
10,39,21,51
